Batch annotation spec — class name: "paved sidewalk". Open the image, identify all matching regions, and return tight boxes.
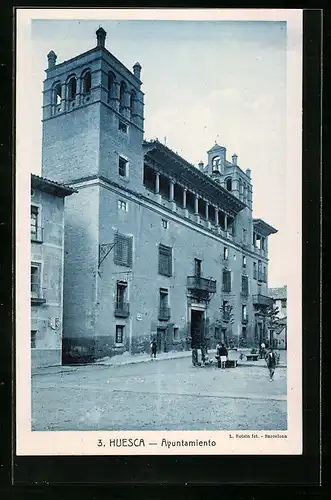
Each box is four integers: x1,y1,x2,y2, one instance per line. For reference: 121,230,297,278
32,348,286,376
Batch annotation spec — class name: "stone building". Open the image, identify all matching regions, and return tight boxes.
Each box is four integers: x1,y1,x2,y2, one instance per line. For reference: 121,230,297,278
268,285,287,350
31,174,76,367
41,28,277,363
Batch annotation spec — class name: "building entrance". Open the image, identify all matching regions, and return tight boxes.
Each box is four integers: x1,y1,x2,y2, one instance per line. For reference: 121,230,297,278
156,327,167,353
190,309,205,348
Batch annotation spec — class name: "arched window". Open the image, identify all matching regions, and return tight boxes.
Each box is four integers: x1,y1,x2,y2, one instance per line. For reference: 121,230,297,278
226,178,232,191
82,71,91,94
53,83,62,105
212,156,221,171
68,76,77,101
119,81,126,111
130,90,136,116
108,71,115,92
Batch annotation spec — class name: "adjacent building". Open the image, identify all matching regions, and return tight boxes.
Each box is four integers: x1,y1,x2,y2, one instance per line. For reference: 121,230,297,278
268,285,287,350
31,174,76,367
40,28,278,364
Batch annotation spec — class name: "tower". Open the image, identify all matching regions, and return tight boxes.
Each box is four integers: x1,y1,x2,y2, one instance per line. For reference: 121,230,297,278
41,28,145,363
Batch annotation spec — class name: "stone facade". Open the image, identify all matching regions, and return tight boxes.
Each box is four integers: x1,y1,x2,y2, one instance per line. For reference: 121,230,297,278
269,285,287,350
31,175,75,367
41,28,278,364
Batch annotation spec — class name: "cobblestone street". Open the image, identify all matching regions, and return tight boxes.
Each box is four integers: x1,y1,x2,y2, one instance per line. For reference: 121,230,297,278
32,357,287,431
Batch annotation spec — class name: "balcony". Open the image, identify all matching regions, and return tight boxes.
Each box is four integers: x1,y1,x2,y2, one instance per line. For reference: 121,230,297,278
114,302,130,318
31,226,43,243
31,287,46,305
253,294,274,307
187,276,217,294
158,306,171,321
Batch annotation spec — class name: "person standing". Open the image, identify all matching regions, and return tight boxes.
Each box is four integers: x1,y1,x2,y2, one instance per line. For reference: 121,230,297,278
219,342,228,369
150,338,157,359
266,346,277,381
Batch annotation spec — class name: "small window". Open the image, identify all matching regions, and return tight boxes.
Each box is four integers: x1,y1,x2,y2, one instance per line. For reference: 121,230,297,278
223,247,228,260
222,269,231,293
241,275,249,296
173,327,179,341
162,219,168,229
108,71,115,91
31,264,41,298
119,121,128,133
158,244,172,277
253,262,257,279
226,178,232,191
31,206,39,240
243,255,247,268
83,71,91,94
115,325,124,344
242,228,247,243
114,233,133,267
212,156,221,171
194,258,202,278
118,156,128,177
118,200,127,211
68,76,77,100
242,305,247,320
31,330,37,349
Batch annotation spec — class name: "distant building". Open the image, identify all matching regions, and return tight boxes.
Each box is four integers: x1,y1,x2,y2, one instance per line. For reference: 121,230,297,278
40,28,278,363
31,174,76,368
268,285,287,350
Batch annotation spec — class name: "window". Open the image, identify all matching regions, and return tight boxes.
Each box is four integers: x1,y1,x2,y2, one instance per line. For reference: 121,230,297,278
31,205,40,241
243,255,247,268
115,325,124,344
116,282,127,308
258,260,262,281
68,76,77,100
31,330,37,349
130,90,136,117
159,288,169,308
242,305,247,321
263,266,267,282
119,121,128,133
173,327,179,341
119,81,126,111
241,275,249,296
242,228,247,243
242,326,247,338
222,269,231,293
226,178,232,191
162,219,168,229
118,156,128,177
31,264,41,298
108,71,115,92
114,233,133,267
118,200,127,211
158,244,172,277
223,247,228,260
281,299,287,310
253,262,257,279
53,83,62,106
82,71,91,94
194,258,202,277
212,156,221,171
261,237,265,250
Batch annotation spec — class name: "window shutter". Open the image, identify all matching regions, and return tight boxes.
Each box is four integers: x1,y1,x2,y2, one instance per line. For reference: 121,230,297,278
114,233,133,267
158,245,172,277
127,236,133,267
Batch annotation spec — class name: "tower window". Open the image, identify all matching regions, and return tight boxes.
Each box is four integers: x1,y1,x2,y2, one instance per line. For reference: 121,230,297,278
68,77,77,101
212,156,221,171
225,178,232,191
118,156,128,177
53,83,62,106
130,90,136,117
82,71,91,94
108,71,115,91
120,81,126,111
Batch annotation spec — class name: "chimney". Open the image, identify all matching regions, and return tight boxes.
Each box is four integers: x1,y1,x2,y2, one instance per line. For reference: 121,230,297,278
232,153,238,166
96,27,107,48
47,50,57,69
133,62,142,80
198,161,204,171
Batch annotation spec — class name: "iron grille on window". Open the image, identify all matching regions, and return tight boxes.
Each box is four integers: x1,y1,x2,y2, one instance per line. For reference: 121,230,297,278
158,244,172,277
114,233,133,267
241,275,249,296
222,270,231,293
115,325,124,344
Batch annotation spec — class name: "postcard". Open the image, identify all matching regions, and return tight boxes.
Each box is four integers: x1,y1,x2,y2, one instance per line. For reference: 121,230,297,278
16,8,303,456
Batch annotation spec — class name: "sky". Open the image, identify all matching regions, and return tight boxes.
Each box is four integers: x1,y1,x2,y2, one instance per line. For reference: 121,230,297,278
24,16,295,287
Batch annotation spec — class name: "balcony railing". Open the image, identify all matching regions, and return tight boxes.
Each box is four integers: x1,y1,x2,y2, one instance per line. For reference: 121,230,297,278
158,306,171,321
187,276,217,293
31,287,46,305
114,302,130,318
31,226,44,243
253,294,273,307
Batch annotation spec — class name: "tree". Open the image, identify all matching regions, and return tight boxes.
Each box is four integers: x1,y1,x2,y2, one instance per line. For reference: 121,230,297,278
254,304,280,347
